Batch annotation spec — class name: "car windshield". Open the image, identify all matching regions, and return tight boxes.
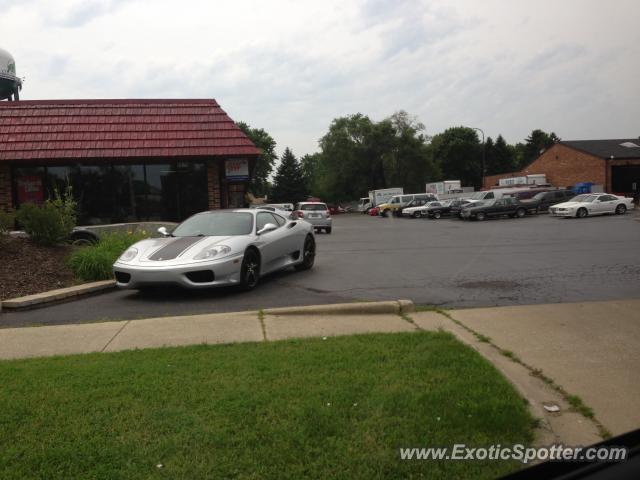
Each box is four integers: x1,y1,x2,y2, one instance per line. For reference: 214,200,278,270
300,204,327,211
468,192,488,200
572,194,597,203
172,212,254,237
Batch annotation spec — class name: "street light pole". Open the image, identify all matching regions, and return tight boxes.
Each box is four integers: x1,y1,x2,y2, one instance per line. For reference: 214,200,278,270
466,126,485,189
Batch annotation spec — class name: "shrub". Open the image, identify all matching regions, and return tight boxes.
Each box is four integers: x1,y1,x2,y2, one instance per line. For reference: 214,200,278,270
16,187,77,246
68,231,148,282
0,208,16,233
0,209,16,246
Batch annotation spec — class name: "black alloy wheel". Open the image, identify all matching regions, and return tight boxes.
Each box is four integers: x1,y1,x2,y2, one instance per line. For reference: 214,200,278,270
240,249,260,290
295,235,316,271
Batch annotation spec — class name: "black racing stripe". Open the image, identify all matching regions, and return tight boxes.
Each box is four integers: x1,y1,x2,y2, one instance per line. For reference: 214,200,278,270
149,237,204,261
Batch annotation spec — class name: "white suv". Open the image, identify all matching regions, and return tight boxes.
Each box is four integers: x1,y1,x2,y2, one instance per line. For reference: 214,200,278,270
295,202,332,234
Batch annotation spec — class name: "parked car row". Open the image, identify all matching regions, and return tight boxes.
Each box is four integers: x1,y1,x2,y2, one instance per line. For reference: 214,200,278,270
388,191,634,221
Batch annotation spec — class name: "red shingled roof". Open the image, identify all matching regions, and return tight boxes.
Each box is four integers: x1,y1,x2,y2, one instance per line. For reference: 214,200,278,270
0,99,260,162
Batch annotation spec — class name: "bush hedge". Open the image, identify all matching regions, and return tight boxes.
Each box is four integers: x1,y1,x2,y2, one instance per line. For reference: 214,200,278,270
16,188,77,246
68,231,148,282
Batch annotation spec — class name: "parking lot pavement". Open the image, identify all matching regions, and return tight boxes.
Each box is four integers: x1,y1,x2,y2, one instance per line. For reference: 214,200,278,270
2,212,639,327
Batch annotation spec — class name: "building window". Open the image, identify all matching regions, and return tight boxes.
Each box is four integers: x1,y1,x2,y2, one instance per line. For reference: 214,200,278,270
13,162,210,225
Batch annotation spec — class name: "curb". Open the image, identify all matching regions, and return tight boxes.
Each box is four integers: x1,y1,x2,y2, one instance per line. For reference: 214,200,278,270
262,299,414,316
1,280,116,311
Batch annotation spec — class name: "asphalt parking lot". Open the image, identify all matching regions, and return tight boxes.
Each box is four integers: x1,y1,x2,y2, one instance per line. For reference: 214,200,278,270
3,211,639,327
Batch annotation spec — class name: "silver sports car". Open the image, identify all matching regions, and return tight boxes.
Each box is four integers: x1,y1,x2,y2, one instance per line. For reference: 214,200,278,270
113,209,316,290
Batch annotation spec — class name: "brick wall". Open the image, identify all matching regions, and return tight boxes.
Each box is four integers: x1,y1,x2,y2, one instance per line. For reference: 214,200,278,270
0,164,12,211
207,160,221,210
483,144,606,189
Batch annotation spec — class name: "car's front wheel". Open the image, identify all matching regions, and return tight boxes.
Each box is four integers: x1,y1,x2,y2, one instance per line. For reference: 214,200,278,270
576,208,588,218
432,211,441,219
515,208,526,218
615,204,627,215
412,211,421,219
240,249,261,290
295,235,316,271
325,227,332,234
476,212,486,221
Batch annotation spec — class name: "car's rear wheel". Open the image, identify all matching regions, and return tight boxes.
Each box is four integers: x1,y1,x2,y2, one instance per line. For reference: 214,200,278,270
240,249,260,290
433,211,441,219
382,209,390,217
615,204,627,215
476,212,486,221
515,208,526,218
295,235,316,271
576,208,588,218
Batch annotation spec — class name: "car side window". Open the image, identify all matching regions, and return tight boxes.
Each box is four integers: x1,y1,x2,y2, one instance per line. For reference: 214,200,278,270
272,213,286,226
256,212,276,232
486,192,494,199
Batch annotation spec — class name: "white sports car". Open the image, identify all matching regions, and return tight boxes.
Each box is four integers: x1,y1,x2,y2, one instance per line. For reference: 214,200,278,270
113,209,316,290
549,193,634,218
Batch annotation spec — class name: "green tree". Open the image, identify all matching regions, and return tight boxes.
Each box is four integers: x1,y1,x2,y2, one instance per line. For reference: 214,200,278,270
270,148,308,203
430,127,482,188
237,122,277,197
485,134,516,175
521,129,560,168
314,111,439,201
317,114,380,202
381,111,440,192
300,152,323,197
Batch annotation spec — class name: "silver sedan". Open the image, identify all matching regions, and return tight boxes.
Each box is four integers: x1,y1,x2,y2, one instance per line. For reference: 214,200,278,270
113,209,316,290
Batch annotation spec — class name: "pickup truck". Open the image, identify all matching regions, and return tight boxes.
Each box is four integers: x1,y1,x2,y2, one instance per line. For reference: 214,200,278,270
460,197,527,221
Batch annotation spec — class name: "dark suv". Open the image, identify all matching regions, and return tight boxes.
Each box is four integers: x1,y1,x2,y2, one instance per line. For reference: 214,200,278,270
460,197,527,220
520,190,576,213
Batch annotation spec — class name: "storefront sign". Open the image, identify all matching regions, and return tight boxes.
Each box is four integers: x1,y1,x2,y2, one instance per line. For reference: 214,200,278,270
16,176,44,204
225,158,249,181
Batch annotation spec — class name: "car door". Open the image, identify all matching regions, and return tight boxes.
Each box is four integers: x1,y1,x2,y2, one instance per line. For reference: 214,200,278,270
595,195,617,214
488,199,504,216
255,212,291,273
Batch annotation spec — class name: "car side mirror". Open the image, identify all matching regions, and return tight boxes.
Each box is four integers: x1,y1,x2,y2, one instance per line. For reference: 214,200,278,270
257,223,278,235
157,226,169,237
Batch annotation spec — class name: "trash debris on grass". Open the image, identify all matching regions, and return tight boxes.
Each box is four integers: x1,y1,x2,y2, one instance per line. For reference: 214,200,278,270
543,404,561,412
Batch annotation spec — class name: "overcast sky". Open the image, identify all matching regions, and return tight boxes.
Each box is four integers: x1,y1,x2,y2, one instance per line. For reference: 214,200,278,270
2,0,639,157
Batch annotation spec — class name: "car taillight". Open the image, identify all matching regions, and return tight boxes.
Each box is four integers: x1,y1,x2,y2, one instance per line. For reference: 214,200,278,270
296,210,304,218
326,210,331,218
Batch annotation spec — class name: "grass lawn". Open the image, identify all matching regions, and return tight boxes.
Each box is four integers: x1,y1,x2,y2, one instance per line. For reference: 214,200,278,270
0,331,534,479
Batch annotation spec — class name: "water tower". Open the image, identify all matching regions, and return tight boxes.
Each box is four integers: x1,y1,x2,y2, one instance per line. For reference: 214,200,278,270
0,47,22,101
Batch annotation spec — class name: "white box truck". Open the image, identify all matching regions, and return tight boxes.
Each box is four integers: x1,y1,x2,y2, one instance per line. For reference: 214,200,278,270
368,188,404,209
425,180,462,195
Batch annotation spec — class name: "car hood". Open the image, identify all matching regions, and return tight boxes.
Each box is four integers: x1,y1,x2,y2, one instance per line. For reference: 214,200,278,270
116,235,250,266
550,201,584,209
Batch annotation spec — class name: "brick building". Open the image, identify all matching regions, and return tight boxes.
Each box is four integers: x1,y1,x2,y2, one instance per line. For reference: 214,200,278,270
483,139,640,197
0,99,260,224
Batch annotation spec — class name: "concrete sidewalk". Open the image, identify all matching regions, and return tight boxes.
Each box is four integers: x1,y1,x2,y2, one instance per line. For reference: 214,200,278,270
446,300,640,439
0,300,416,359
1,298,638,441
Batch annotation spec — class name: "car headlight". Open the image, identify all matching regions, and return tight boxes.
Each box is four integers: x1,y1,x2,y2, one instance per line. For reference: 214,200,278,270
194,245,232,260
119,247,138,262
